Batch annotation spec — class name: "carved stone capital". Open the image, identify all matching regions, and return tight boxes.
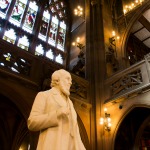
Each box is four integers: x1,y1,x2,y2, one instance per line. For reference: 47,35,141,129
91,0,98,6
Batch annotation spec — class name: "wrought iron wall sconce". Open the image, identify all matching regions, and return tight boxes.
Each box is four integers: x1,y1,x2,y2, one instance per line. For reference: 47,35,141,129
100,108,112,132
109,31,120,57
72,37,85,50
74,5,83,17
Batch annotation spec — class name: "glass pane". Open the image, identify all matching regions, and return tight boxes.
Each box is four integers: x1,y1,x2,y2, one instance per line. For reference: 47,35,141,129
3,28,16,44
0,21,2,31
0,0,12,19
46,49,53,60
38,10,50,41
17,35,29,50
57,21,66,51
55,54,63,64
35,44,44,56
0,62,4,66
22,1,38,33
48,16,58,46
3,52,11,61
9,0,27,26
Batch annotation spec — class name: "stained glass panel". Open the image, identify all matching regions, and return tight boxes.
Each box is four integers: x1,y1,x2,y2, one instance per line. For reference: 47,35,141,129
57,21,66,51
0,62,4,66
55,54,63,64
9,0,27,26
46,49,53,60
35,44,44,56
3,52,11,61
0,0,11,18
0,21,2,31
48,16,58,46
38,10,50,41
3,28,16,44
17,35,29,50
22,1,38,33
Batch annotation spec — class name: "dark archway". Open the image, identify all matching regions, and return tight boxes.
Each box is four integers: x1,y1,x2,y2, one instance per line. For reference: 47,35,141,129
0,94,29,150
114,107,150,150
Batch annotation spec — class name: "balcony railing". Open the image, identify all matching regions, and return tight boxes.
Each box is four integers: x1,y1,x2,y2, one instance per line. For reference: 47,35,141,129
104,54,150,103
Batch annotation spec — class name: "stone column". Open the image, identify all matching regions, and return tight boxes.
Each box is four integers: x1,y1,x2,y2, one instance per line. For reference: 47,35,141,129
86,0,106,149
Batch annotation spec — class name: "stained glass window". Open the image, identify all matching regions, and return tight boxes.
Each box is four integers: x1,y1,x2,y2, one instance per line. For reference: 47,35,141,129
38,10,50,41
11,66,19,73
56,54,63,64
0,62,4,66
35,44,44,56
3,28,16,44
17,35,29,50
48,16,58,46
0,0,68,66
22,1,38,33
3,52,11,61
0,0,11,18
57,21,66,51
46,49,53,60
9,0,27,26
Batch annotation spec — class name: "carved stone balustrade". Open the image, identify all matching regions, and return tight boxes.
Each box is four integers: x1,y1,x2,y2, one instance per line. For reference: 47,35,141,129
104,55,150,103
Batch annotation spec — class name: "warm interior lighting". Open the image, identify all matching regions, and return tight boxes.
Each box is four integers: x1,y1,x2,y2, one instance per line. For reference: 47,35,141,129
72,42,76,46
123,0,145,14
116,36,120,40
74,5,83,17
112,31,116,37
72,37,84,50
76,37,80,43
111,30,120,40
100,108,112,132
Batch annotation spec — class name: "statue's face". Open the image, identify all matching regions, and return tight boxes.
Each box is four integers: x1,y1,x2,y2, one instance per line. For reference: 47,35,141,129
59,73,72,96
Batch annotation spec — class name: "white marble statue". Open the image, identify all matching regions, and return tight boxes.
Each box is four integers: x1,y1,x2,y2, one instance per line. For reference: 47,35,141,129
28,69,86,150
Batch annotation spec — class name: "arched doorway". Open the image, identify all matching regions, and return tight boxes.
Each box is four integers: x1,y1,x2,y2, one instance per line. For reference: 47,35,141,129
114,107,150,150
0,94,29,150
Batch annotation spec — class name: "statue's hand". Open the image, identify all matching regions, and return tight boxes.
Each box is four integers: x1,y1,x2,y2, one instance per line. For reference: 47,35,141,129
57,107,69,118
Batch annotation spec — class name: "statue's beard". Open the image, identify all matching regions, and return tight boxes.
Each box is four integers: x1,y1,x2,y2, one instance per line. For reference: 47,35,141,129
60,83,70,96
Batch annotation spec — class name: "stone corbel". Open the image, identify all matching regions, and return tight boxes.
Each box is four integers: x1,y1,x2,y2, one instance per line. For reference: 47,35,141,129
91,0,98,6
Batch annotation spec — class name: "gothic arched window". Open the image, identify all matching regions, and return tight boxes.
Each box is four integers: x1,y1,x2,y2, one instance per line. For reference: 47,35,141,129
0,0,68,71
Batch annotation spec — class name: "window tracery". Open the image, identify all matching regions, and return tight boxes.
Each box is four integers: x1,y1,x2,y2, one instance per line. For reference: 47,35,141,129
46,49,53,60
55,53,63,64
17,35,29,50
35,44,44,56
3,28,16,44
0,0,68,69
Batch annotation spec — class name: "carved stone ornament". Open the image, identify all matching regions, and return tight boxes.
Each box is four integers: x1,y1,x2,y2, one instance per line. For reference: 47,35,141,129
91,0,98,6
111,70,143,96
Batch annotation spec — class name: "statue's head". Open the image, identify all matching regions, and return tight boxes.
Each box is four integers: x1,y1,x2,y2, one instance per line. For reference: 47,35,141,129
51,69,72,96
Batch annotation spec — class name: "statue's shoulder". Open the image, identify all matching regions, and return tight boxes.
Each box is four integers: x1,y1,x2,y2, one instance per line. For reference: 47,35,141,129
37,89,52,97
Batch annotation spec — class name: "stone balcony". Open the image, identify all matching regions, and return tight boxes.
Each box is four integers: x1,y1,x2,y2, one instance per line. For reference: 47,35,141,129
104,54,150,104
